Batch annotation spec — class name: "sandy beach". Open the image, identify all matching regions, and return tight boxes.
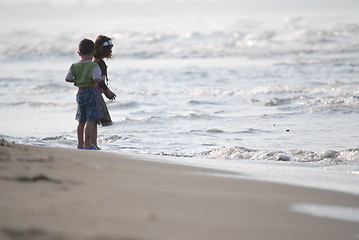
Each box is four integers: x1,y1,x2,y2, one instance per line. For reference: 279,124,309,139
0,140,358,240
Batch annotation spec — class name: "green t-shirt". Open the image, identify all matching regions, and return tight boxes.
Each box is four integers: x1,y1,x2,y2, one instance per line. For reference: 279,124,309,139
71,61,99,88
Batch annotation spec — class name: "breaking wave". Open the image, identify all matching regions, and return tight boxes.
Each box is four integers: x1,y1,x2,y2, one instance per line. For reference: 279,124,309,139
1,16,358,60
202,146,359,164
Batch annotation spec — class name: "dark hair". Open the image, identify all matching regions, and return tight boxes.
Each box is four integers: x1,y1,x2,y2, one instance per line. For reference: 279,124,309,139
94,35,113,59
79,39,95,55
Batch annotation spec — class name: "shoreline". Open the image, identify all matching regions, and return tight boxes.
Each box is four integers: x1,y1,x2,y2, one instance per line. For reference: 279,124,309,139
126,150,359,196
1,141,359,240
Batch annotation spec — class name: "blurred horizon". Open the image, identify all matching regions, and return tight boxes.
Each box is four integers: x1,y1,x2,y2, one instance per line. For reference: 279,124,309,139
1,0,359,15
1,0,358,60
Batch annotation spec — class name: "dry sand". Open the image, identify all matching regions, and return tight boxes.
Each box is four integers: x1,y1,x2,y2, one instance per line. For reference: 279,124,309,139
0,140,358,240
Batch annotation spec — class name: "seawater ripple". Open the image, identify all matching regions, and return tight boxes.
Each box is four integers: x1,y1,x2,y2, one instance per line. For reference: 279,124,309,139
1,12,358,178
34,133,359,166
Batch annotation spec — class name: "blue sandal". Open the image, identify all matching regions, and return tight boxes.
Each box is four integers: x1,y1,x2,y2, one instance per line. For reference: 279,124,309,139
85,145,99,150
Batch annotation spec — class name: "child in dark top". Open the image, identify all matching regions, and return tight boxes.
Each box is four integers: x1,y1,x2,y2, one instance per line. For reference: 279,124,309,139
65,39,103,150
94,35,116,125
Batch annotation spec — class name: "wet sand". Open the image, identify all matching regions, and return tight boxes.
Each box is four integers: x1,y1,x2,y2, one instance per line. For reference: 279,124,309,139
0,140,358,240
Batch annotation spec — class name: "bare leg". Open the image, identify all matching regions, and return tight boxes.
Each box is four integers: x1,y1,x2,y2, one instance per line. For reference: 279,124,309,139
92,123,98,147
77,122,85,149
84,121,96,149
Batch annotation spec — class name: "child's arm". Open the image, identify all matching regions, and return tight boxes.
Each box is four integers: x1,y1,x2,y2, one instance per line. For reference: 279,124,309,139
104,89,116,100
92,66,102,83
65,67,75,82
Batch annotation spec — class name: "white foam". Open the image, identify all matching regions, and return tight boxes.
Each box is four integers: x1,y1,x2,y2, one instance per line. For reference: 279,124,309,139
290,203,359,223
203,146,359,164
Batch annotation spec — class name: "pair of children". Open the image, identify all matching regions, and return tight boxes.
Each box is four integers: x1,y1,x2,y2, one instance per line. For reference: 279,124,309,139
65,37,115,150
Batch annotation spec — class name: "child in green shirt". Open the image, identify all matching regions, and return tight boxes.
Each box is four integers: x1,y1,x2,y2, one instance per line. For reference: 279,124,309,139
65,39,103,150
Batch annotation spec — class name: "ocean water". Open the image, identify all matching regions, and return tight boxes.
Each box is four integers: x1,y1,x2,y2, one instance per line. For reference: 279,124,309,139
1,1,359,193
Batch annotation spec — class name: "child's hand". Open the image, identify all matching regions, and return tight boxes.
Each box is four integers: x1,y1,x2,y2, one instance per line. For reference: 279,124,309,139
104,89,116,100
